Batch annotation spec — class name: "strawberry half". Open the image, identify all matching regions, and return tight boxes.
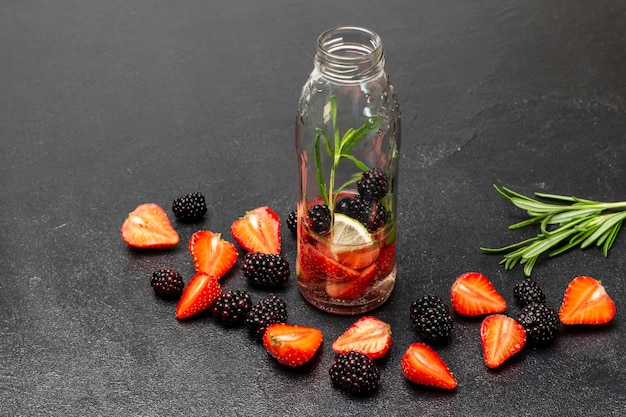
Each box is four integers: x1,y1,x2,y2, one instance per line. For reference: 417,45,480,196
401,342,457,389
120,203,179,249
480,314,526,368
450,272,507,316
326,263,377,300
263,323,323,367
332,316,391,360
231,206,281,254
175,272,221,319
299,243,360,282
559,276,616,325
189,230,238,279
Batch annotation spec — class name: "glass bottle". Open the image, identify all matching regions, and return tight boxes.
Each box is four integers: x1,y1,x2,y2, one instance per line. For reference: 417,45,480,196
295,26,401,314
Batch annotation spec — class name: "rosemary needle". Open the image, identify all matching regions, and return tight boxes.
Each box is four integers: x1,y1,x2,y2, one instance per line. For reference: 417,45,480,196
481,185,626,276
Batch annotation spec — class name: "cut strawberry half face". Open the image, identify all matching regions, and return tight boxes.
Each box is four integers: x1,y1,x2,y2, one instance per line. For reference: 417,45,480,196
175,272,221,319
559,276,616,325
231,206,281,254
120,203,179,249
401,342,457,389
189,230,238,279
326,263,377,300
331,316,391,360
480,314,526,368
450,272,507,316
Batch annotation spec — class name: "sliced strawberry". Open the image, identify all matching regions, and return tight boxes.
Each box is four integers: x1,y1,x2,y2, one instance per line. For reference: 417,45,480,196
332,316,391,360
299,242,360,282
175,272,221,319
450,272,507,316
120,203,179,249
377,242,396,278
480,314,526,368
401,342,457,389
189,230,238,279
559,276,616,325
263,323,323,367
326,263,377,299
231,206,281,254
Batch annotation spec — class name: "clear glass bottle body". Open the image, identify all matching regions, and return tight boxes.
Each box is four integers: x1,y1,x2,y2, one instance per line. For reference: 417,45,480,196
295,26,401,314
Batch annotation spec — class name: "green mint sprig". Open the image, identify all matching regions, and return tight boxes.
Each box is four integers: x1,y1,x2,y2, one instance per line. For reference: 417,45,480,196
314,96,379,208
481,185,626,276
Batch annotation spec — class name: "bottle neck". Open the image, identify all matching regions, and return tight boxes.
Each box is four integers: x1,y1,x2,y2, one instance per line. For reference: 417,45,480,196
314,26,385,83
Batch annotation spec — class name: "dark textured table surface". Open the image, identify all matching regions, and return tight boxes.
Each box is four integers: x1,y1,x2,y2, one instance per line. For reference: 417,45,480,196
2,1,625,416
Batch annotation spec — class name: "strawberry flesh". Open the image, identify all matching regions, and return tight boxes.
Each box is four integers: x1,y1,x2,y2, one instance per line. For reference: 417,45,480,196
401,342,457,389
332,316,391,360
263,323,323,367
480,314,526,368
450,272,507,316
189,230,238,279
299,243,360,282
175,272,221,319
231,206,281,254
326,263,377,299
120,203,179,249
559,276,616,325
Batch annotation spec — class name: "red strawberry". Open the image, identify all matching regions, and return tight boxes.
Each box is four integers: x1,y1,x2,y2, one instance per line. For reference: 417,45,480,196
120,203,179,249
231,206,281,254
559,276,616,325
326,263,377,299
263,323,323,367
450,272,507,316
401,342,457,389
480,314,526,368
175,272,221,319
377,242,396,278
189,230,238,279
332,316,391,360
299,243,360,282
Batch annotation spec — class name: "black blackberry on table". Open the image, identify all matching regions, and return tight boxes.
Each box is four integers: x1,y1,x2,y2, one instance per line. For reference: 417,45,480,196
242,252,290,289
286,209,297,235
329,351,380,395
149,268,185,298
172,192,207,221
410,295,454,344
516,302,560,346
357,168,388,201
211,289,253,327
513,277,546,307
307,204,331,234
245,294,288,341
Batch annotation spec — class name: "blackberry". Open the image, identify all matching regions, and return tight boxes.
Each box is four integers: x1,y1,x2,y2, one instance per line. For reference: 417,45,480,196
357,168,388,200
329,351,380,395
516,302,560,346
287,209,297,235
307,204,331,234
211,290,253,327
245,294,288,341
172,192,207,221
410,295,454,344
349,195,388,233
149,268,185,298
513,278,546,307
242,252,290,288
334,196,354,217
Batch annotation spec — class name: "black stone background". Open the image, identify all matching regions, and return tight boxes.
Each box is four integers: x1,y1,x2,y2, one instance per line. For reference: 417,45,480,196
1,1,625,416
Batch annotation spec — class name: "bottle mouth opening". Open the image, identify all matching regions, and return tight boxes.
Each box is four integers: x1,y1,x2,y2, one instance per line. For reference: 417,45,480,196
316,26,384,81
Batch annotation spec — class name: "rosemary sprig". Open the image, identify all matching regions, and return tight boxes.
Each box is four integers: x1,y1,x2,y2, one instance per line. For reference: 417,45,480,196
314,96,379,208
481,185,626,276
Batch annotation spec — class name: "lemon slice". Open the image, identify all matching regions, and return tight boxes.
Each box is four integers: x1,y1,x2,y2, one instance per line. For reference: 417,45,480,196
331,214,373,248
